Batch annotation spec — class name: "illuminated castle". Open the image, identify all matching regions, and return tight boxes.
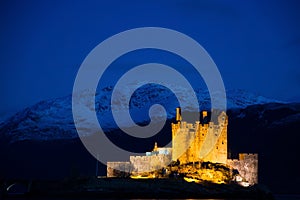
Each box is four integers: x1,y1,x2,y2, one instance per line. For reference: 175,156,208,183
107,108,258,185
172,108,228,165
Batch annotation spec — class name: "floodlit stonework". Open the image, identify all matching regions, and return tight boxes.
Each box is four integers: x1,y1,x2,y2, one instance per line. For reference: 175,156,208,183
227,153,258,185
172,108,228,165
107,162,131,177
107,108,258,186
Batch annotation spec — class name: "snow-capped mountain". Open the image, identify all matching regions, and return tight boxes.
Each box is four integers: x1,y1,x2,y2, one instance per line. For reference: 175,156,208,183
0,84,282,143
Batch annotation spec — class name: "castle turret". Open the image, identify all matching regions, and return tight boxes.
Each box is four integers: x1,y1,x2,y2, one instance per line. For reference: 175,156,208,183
176,107,182,121
153,142,158,151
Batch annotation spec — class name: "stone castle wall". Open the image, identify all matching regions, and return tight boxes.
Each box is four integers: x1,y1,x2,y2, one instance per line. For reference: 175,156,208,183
227,153,258,185
107,162,131,177
130,153,172,174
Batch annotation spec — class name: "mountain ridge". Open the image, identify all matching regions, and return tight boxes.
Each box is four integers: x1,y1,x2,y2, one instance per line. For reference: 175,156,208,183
0,85,283,143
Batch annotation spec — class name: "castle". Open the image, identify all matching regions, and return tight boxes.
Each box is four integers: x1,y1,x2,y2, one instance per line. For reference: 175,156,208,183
107,108,258,185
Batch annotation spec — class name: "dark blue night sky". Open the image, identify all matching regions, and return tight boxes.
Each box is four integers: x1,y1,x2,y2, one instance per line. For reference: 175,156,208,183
1,0,300,119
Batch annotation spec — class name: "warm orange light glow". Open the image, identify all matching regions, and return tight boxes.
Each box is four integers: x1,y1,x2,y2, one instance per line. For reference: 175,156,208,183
183,177,200,183
239,181,250,187
183,176,225,184
130,174,156,179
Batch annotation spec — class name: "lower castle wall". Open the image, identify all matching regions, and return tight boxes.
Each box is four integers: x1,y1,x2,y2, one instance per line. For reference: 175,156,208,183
107,154,258,185
130,154,172,174
107,162,131,177
227,153,258,185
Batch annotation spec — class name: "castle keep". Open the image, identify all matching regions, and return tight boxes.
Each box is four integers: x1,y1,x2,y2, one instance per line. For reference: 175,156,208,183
107,108,258,186
172,108,228,165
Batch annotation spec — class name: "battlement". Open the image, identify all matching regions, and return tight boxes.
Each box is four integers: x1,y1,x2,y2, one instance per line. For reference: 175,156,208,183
130,156,151,161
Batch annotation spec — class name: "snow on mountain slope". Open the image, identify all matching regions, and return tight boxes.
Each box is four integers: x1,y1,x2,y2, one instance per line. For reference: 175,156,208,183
0,84,282,142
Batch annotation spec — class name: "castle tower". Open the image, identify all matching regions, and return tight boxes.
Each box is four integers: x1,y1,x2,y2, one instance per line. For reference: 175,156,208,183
201,111,228,164
172,108,228,164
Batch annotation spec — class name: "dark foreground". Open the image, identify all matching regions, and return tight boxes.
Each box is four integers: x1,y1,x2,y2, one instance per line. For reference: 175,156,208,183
1,177,274,199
